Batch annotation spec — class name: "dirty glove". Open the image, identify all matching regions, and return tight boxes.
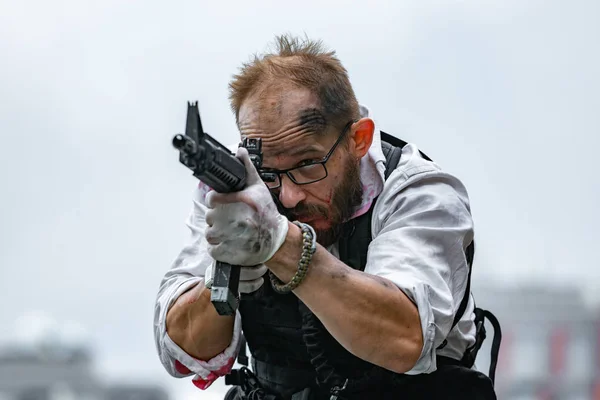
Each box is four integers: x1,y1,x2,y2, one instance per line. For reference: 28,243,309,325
204,147,289,267
204,261,268,294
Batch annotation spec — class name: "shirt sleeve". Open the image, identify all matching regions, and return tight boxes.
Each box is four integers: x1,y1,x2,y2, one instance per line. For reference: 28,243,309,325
153,182,243,389
365,144,474,375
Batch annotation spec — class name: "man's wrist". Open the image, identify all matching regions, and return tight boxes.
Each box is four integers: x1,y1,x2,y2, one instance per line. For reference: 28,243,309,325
265,221,303,282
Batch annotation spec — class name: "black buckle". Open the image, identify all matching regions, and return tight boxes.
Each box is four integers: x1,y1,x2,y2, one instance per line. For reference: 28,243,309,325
225,367,264,393
224,369,245,387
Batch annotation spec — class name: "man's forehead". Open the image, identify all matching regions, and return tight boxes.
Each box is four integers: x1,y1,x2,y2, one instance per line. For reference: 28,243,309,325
239,86,320,124
241,110,328,156
237,87,335,162
249,126,325,158
239,105,325,130
263,140,323,158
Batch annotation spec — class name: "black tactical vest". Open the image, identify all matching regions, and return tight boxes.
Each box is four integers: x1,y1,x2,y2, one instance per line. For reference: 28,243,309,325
233,134,498,400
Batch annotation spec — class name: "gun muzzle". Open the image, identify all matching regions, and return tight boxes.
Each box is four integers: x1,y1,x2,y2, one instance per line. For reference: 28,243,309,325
172,134,198,154
172,134,186,149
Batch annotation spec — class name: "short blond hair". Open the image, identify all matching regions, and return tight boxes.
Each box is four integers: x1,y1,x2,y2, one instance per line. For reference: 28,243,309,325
228,34,360,130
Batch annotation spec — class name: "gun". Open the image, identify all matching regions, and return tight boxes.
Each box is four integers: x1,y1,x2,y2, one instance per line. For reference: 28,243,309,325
172,101,276,316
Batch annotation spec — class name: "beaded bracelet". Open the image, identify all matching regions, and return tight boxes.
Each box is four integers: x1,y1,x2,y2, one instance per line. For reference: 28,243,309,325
269,221,317,294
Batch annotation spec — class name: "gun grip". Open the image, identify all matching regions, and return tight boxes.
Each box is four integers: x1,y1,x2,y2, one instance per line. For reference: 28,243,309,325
210,262,241,316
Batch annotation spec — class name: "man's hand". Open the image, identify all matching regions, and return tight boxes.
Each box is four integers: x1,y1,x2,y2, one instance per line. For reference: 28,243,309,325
205,260,268,294
204,147,289,267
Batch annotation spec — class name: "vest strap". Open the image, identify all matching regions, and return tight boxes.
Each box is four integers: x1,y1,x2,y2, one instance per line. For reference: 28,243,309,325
247,355,463,399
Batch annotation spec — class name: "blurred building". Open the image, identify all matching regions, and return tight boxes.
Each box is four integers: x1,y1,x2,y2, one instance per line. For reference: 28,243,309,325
473,284,600,400
0,340,169,400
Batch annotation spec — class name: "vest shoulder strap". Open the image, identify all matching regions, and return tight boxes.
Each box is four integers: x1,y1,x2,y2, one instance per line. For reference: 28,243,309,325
380,131,433,162
381,139,403,180
337,135,405,270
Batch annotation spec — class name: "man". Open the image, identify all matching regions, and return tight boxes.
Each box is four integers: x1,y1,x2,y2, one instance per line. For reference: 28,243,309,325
154,34,496,399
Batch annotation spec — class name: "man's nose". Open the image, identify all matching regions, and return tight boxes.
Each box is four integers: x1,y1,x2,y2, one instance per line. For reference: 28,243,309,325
278,175,306,209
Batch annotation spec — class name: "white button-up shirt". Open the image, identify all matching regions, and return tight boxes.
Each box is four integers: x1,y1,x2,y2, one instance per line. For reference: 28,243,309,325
153,106,477,389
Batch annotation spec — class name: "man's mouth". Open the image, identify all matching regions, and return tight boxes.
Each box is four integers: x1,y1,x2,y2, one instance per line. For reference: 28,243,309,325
289,207,331,226
296,215,330,230
295,215,315,223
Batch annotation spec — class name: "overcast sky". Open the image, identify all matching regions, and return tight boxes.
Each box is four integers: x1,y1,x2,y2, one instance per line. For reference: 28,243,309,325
1,0,598,398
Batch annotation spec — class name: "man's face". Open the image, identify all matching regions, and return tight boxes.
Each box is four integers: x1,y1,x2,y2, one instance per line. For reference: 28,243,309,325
239,86,363,246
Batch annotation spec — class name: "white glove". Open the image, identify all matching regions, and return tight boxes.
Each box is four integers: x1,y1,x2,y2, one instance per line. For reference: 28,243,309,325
204,261,268,294
204,146,289,267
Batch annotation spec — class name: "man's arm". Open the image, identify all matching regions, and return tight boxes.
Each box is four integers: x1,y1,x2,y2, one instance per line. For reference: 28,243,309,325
266,165,474,375
268,230,423,374
154,183,241,383
165,280,235,360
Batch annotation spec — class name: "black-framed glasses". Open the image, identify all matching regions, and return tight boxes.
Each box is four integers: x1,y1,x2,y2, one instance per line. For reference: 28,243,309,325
259,120,355,190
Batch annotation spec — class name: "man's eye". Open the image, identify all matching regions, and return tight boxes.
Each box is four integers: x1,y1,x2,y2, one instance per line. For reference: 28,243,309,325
298,159,317,167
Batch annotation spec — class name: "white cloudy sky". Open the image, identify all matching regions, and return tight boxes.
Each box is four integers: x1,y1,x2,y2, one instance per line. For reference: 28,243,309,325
0,0,598,398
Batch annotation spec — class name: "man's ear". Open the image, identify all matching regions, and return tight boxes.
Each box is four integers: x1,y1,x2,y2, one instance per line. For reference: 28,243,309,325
350,118,375,158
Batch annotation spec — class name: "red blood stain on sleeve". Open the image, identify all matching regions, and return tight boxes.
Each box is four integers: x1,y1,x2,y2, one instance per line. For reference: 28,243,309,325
192,373,217,390
175,360,191,374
